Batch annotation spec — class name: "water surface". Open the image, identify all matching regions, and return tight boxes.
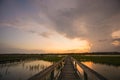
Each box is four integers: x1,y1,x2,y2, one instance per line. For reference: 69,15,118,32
82,61,120,80
0,60,53,80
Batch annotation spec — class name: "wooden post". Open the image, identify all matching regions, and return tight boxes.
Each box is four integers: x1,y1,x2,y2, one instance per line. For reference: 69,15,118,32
84,71,88,80
74,61,77,72
50,69,54,80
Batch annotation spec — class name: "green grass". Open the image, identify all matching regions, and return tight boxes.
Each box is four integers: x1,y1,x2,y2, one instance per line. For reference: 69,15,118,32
41,56,64,62
72,55,120,66
0,54,64,63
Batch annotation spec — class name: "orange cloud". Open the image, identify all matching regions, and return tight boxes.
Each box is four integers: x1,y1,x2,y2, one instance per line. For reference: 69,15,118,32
112,41,120,46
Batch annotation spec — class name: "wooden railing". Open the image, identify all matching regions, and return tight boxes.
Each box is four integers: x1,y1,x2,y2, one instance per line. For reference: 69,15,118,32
71,57,108,80
28,56,108,80
28,57,65,80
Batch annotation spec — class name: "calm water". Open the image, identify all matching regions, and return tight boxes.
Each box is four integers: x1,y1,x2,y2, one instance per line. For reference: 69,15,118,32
82,61,120,80
0,60,53,80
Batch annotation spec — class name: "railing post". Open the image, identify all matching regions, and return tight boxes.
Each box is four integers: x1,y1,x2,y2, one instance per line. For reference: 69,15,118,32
83,71,88,80
75,61,77,68
74,60,77,72
50,69,54,80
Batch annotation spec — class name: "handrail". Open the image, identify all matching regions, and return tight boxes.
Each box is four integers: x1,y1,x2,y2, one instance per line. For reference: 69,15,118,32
28,57,65,80
71,57,108,80
28,56,108,80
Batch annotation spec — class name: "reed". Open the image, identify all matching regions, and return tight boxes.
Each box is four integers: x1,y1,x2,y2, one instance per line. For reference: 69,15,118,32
72,55,120,66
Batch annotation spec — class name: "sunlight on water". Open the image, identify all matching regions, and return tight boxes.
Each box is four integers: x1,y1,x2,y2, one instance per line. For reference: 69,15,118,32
82,61,120,80
0,60,53,80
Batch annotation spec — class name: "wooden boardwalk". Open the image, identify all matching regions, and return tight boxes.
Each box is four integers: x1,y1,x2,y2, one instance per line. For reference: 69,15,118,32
58,57,80,80
28,56,108,80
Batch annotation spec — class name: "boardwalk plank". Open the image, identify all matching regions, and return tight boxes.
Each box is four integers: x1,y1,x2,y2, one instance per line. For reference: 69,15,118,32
59,57,80,80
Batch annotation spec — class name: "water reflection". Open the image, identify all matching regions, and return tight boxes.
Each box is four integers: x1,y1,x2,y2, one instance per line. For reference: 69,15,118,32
82,61,120,80
0,60,53,80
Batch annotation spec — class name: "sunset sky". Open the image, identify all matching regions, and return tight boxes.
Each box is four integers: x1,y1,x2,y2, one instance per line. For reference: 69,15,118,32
0,0,120,53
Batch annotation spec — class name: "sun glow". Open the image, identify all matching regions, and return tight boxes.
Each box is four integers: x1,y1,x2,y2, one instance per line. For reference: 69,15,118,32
41,33,92,53
15,31,92,53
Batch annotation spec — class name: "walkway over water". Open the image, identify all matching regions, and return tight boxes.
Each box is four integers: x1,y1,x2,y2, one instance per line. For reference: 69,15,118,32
28,56,108,80
58,57,80,80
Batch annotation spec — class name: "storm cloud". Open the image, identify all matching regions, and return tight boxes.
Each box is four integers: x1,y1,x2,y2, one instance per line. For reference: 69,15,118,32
0,0,120,52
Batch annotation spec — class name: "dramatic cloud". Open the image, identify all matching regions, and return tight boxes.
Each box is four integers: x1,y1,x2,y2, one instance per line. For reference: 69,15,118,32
0,0,120,53
111,30,120,48
112,30,120,39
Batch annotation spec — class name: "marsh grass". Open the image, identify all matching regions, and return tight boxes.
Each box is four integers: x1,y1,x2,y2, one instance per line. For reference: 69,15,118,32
1,54,119,66
41,56,64,62
72,55,120,66
0,54,64,64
